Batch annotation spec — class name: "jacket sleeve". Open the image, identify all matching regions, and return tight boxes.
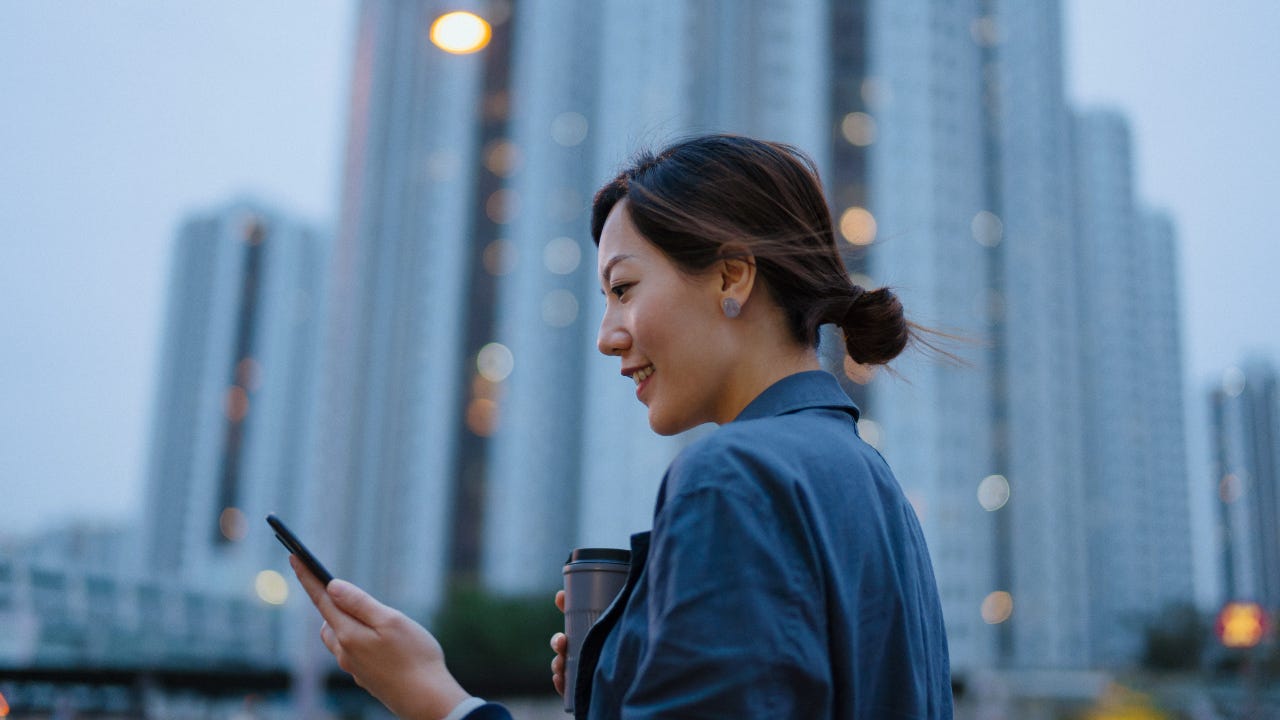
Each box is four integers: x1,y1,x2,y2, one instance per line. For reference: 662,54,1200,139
621,477,831,718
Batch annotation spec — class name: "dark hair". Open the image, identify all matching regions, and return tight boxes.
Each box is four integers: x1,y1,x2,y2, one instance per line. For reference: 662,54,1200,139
591,134,910,367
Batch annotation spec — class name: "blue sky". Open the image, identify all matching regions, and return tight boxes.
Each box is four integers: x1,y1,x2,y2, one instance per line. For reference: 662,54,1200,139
1,1,1277,541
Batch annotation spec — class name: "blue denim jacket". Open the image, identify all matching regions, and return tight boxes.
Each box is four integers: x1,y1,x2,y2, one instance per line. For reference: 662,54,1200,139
472,370,953,719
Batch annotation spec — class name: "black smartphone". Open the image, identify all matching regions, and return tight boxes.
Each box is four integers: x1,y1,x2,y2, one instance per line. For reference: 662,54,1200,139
267,513,334,586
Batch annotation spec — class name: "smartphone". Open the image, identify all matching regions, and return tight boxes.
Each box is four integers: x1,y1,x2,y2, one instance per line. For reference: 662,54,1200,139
266,513,334,586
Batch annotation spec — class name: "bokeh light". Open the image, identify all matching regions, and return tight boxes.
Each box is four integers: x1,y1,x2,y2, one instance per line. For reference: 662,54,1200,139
840,112,877,146
219,507,248,541
255,570,289,605
429,11,492,54
551,111,589,146
542,289,579,327
1217,602,1267,648
1222,366,1246,397
483,139,522,177
977,474,1010,511
466,398,499,436
543,237,581,275
839,207,877,246
477,342,514,382
485,189,519,224
482,239,518,276
971,210,1004,247
981,591,1013,624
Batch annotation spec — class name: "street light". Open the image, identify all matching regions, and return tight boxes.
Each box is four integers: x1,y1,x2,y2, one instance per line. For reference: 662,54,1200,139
1216,601,1268,649
430,11,492,54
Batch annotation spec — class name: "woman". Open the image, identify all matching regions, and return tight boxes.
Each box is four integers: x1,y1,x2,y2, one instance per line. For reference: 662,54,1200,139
292,134,953,719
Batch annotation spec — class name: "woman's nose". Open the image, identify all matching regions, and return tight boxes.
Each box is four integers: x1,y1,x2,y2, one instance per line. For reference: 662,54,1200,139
597,315,631,356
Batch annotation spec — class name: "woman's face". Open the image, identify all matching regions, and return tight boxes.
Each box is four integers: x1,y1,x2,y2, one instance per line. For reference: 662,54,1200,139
596,203,732,435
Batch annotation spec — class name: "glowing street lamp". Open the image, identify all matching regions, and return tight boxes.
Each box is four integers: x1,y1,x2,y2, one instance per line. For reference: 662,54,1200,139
1216,602,1268,649
430,11,492,54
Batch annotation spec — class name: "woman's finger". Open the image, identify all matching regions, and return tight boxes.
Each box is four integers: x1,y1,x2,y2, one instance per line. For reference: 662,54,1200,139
553,672,565,697
555,590,566,613
320,621,336,651
290,556,362,636
550,632,566,652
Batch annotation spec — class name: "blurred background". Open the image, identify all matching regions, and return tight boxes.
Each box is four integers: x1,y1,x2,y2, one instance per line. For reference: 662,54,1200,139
2,1,1278,718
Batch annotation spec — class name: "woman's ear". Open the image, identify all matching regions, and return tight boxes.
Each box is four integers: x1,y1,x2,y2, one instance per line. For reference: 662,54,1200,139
718,243,756,298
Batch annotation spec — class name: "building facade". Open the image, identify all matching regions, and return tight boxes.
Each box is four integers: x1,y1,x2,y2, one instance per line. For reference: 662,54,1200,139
138,198,325,600
1210,359,1280,613
1073,111,1194,665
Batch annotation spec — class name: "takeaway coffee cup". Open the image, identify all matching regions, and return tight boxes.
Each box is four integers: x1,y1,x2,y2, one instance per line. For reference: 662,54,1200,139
562,547,631,713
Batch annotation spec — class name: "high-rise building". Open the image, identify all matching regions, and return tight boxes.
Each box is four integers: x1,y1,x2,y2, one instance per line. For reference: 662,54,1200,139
1136,209,1195,611
1210,359,1280,612
139,197,325,599
857,0,998,672
310,0,506,615
1073,111,1193,665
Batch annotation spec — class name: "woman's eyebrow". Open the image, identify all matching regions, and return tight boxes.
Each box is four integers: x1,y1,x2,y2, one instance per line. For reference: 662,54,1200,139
600,253,636,285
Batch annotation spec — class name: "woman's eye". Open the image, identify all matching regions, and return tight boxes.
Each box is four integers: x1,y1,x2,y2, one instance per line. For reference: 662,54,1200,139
610,283,632,299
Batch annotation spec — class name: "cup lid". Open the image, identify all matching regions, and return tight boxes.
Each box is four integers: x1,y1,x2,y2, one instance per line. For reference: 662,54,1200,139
565,547,631,564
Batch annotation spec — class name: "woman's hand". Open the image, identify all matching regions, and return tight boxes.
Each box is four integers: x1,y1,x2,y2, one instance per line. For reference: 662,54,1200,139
290,555,471,720
550,590,568,697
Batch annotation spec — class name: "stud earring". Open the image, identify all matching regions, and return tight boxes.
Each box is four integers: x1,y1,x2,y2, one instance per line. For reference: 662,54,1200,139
722,297,741,318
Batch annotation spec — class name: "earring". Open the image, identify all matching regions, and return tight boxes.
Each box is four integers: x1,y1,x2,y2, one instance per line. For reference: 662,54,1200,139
722,297,741,318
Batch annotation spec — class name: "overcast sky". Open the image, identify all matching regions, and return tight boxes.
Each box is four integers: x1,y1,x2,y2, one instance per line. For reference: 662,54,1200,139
1,1,1277,542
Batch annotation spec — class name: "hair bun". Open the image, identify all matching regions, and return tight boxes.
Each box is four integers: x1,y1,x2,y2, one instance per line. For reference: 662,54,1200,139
840,287,909,366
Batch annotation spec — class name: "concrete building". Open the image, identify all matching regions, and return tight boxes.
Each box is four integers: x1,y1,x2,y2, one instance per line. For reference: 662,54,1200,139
1136,209,1195,614
858,0,998,672
309,0,511,616
1073,111,1194,666
1210,358,1280,612
138,198,325,601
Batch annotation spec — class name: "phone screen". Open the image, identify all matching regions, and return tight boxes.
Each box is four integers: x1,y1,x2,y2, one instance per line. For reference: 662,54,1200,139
267,513,335,586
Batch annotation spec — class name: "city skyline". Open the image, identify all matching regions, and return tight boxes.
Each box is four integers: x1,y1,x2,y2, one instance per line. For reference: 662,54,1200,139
2,0,1280,571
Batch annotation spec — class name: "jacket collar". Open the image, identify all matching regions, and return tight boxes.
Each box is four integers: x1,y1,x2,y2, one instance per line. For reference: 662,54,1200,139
731,370,861,424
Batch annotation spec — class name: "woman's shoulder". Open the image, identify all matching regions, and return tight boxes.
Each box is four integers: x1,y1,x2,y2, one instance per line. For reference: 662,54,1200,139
664,409,880,500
